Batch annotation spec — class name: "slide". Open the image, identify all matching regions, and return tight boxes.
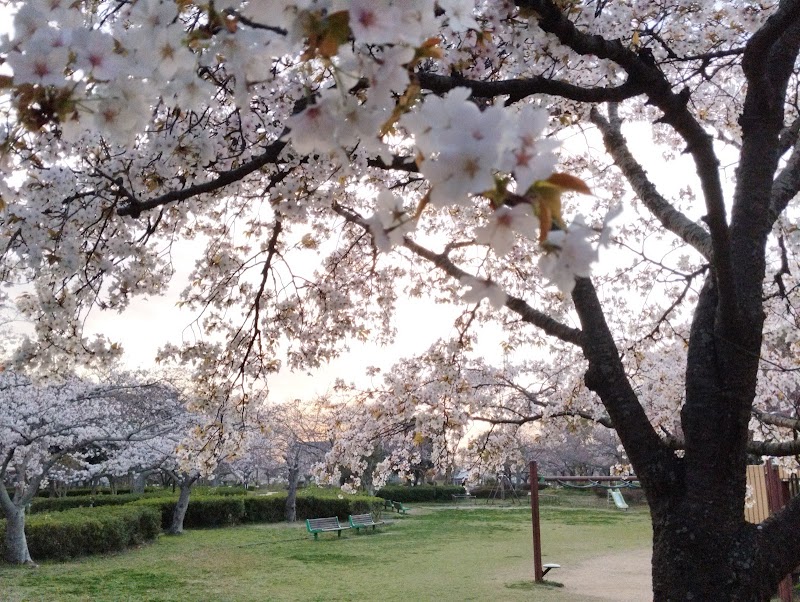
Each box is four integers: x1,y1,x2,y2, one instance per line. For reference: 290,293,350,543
609,488,629,510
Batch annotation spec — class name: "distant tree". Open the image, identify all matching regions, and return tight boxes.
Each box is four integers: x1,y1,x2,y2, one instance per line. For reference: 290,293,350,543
256,398,331,521
0,372,181,564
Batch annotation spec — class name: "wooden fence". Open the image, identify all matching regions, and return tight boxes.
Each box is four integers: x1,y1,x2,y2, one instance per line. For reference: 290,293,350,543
745,463,795,602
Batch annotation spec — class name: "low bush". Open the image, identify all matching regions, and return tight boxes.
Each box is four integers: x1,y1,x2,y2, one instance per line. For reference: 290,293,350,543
29,490,173,514
30,493,144,514
5,505,161,561
242,495,286,523
131,495,247,530
183,496,246,528
193,485,249,496
34,487,149,498
375,485,465,503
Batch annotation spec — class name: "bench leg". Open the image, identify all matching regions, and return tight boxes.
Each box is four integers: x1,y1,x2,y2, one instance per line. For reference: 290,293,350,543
313,532,318,540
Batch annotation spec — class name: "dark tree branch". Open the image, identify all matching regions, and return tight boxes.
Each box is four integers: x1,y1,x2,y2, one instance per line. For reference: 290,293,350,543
778,115,800,155
367,155,419,173
416,71,643,105
402,236,585,346
571,277,676,500
747,438,800,456
759,494,800,586
769,139,800,224
471,409,614,428
331,203,585,346
516,0,735,332
590,105,712,260
752,408,800,431
737,1,800,245
116,139,289,217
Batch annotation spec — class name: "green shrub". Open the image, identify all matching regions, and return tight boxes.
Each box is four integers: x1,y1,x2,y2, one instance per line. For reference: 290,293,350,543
184,496,246,528
242,495,286,523
30,493,140,514
131,496,247,530
193,486,248,496
2,506,161,561
296,494,377,520
35,487,139,498
131,492,381,529
375,485,465,503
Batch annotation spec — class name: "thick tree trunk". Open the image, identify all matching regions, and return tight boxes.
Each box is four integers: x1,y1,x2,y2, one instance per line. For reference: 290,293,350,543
3,506,33,565
571,277,793,600
651,504,778,601
132,471,149,494
167,482,193,535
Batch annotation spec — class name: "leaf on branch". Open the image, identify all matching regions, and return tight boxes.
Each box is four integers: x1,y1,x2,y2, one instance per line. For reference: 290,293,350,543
299,10,351,60
531,173,592,242
380,81,421,137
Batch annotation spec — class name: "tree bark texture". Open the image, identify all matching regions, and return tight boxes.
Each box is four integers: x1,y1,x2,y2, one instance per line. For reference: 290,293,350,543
285,454,300,523
2,505,33,565
167,481,193,535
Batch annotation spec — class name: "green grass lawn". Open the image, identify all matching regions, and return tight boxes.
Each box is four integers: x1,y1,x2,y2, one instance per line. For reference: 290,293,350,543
0,500,652,602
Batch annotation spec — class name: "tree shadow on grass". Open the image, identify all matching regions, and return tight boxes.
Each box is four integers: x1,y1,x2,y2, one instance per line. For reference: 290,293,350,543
505,580,565,590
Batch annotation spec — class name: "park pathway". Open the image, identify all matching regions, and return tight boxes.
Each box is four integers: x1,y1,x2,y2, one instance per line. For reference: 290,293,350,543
557,547,652,601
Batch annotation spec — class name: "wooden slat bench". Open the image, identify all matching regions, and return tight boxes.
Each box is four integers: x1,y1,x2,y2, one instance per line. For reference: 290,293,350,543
392,501,410,514
348,513,385,533
306,516,350,540
452,494,474,504
383,498,394,511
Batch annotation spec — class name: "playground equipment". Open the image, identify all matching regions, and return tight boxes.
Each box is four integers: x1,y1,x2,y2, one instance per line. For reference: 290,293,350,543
528,462,639,583
608,488,629,510
487,474,522,505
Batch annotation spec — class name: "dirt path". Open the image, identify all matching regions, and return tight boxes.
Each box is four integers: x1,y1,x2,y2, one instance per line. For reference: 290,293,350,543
557,547,652,601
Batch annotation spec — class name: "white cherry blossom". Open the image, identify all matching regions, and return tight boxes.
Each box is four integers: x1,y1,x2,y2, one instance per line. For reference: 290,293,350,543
474,204,540,256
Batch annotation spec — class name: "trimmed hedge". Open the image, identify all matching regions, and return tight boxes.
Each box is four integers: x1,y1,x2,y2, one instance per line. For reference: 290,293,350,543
134,493,381,529
34,487,168,498
193,486,249,496
0,505,161,561
131,496,246,530
375,485,466,502
29,493,147,514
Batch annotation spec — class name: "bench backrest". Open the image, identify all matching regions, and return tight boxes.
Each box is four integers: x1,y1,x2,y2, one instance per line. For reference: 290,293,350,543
307,517,341,530
350,513,374,524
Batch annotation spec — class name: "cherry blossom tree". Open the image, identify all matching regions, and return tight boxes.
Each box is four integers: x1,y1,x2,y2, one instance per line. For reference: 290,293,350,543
0,371,184,564
257,397,332,521
5,0,800,598
320,338,602,487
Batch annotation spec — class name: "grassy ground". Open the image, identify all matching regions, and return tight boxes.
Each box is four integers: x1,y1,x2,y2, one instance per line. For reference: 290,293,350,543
0,497,652,602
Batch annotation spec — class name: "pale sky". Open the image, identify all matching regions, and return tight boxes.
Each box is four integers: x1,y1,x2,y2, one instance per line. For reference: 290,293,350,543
82,264,497,402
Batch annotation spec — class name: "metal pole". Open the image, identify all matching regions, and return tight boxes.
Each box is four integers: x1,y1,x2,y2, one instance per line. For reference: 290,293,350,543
530,460,543,582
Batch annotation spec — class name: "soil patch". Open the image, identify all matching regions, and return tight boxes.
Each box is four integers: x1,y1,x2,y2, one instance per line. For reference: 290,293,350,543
558,547,652,601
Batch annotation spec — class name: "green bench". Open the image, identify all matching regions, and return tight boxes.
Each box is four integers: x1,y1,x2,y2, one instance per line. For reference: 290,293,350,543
306,516,350,540
348,513,385,533
392,501,410,515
